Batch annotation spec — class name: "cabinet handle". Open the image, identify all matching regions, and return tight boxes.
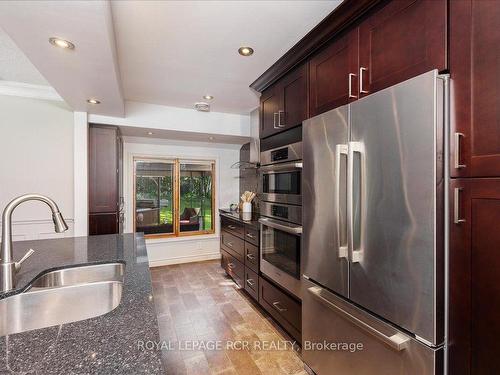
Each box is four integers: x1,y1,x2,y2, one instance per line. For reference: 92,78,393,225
273,112,279,129
359,67,369,94
227,225,236,230
228,262,235,269
348,73,357,98
454,133,466,169
272,301,287,312
226,242,234,248
278,110,285,128
246,253,255,260
246,279,255,287
454,187,466,224
246,233,255,239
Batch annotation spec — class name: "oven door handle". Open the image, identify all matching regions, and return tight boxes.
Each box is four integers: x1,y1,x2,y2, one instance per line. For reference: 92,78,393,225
259,217,302,235
260,161,303,173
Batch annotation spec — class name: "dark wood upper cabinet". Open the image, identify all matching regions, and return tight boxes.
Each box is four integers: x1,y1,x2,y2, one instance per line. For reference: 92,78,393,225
450,0,500,178
89,125,119,213
309,28,359,116
358,0,447,97
260,64,308,138
449,178,500,375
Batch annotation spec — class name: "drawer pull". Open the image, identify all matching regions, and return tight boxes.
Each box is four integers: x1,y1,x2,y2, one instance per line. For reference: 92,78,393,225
246,253,255,260
227,225,237,230
272,301,287,312
228,263,235,269
246,233,255,239
226,242,234,248
246,279,255,287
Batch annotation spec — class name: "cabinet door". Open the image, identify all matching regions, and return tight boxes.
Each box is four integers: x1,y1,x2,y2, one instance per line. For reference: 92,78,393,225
449,178,500,374
358,0,446,97
89,213,118,235
89,126,118,213
280,63,308,129
309,28,359,116
450,0,500,177
260,86,280,138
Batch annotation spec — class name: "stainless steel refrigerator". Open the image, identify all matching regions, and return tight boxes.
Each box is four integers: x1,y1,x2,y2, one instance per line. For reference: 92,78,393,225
302,70,447,374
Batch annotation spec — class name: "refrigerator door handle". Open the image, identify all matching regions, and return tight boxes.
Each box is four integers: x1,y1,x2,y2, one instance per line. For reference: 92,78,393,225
335,144,349,259
307,286,410,351
348,141,364,263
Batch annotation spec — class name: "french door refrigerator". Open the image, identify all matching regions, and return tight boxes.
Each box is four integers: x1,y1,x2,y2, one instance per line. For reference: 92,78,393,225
302,70,447,374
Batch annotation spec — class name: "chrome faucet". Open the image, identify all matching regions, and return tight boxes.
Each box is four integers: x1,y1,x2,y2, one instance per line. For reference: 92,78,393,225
1,194,68,292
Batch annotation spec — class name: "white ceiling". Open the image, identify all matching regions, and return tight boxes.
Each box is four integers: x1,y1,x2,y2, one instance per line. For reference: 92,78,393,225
112,0,341,114
0,0,341,116
0,27,48,85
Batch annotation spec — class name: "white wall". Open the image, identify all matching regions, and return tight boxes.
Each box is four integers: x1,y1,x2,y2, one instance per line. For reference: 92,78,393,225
123,137,240,266
0,95,75,241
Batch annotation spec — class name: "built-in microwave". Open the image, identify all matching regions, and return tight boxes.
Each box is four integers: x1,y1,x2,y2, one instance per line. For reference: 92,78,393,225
260,141,302,206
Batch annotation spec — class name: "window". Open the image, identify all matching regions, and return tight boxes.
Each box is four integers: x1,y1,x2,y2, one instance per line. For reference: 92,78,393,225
134,158,215,237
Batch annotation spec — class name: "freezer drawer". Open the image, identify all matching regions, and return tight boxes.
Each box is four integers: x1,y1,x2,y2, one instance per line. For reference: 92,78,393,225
302,279,443,375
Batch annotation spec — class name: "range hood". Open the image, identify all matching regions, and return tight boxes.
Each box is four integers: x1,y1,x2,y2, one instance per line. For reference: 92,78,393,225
231,108,260,169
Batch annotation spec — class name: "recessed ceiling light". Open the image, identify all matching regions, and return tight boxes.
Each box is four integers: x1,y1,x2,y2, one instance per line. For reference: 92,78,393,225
87,98,100,105
147,132,154,135
49,37,75,50
238,46,254,56
203,95,214,100
209,136,214,141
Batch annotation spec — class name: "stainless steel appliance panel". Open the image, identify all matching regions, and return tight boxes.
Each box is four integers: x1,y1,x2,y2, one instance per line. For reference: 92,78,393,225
261,161,302,205
302,279,443,375
348,70,444,345
260,201,302,225
302,105,349,298
260,141,302,165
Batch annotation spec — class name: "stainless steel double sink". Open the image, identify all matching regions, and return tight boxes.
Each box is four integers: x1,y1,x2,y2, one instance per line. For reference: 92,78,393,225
0,262,125,336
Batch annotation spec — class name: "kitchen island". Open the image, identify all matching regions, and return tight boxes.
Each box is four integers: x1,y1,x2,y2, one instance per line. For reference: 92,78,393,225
0,233,163,374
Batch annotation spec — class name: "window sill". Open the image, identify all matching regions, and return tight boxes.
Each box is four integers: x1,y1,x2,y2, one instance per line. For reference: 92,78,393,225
144,233,220,244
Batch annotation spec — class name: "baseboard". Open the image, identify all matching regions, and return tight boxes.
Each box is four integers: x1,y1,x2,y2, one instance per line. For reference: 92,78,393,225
149,252,221,267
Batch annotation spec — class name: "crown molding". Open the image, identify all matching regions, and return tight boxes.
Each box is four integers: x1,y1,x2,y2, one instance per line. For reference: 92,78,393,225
0,80,64,102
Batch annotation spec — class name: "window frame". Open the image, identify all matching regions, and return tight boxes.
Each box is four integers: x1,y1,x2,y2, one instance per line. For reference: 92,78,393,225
133,157,216,239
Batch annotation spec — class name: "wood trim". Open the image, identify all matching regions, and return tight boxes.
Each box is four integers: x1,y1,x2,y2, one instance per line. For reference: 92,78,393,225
249,0,383,92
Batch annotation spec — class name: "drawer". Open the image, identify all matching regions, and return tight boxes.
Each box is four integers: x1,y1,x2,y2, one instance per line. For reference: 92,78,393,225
244,226,259,246
221,230,245,263
245,241,259,272
244,267,259,300
259,276,301,342
221,250,244,288
221,216,245,238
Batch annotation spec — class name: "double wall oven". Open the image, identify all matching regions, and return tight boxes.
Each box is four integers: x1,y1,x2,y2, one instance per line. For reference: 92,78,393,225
259,141,302,299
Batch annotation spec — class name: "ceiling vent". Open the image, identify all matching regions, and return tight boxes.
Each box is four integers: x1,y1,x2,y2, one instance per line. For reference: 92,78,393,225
194,102,210,112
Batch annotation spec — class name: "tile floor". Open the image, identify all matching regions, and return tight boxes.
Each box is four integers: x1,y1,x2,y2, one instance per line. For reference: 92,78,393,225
150,260,307,375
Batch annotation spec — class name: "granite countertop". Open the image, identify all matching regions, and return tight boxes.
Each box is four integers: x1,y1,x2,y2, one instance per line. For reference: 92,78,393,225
219,208,260,229
0,233,163,374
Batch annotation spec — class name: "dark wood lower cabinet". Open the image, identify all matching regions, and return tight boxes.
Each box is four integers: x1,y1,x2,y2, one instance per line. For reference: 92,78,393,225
89,213,118,236
449,178,500,374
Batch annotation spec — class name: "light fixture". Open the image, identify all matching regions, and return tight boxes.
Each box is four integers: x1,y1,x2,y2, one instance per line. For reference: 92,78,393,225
194,102,210,112
238,46,254,56
87,98,100,105
49,37,75,50
147,131,154,135
203,95,214,100
209,136,214,141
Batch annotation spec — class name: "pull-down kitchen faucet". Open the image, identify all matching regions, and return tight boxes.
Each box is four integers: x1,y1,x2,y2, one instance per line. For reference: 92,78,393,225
0,194,68,292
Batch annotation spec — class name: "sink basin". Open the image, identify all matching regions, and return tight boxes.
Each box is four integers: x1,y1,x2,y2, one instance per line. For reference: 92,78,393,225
31,262,125,288
0,262,125,336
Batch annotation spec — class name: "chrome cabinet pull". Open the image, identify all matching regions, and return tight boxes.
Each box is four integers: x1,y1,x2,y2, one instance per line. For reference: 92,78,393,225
272,301,287,312
246,279,255,287
246,253,255,260
246,233,255,239
226,242,234,248
308,286,409,351
454,132,466,169
359,67,369,94
347,142,364,263
335,144,349,259
227,225,236,230
228,263,235,269
454,187,466,224
278,110,285,128
348,73,357,98
273,113,279,129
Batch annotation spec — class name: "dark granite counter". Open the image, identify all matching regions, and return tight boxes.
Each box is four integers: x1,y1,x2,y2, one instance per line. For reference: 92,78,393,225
0,233,163,374
219,208,260,229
